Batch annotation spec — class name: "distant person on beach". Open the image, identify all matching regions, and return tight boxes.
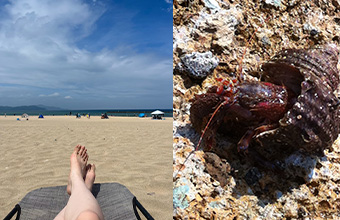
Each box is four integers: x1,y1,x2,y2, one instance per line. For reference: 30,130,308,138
54,145,104,220
101,113,108,119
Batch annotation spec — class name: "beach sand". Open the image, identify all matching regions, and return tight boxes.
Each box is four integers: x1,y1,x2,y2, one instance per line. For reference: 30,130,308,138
0,115,172,219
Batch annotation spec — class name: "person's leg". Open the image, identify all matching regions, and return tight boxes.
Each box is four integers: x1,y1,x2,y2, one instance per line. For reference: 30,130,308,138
54,207,66,220
55,145,88,220
57,164,98,220
84,164,96,192
54,164,97,220
64,146,103,220
73,164,99,220
67,145,88,195
54,165,96,220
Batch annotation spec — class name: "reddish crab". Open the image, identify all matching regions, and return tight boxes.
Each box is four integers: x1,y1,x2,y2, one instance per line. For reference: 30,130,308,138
189,15,296,156
190,74,292,154
189,44,340,162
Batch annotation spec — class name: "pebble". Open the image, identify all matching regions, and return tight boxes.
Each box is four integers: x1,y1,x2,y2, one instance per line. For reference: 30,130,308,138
176,51,219,79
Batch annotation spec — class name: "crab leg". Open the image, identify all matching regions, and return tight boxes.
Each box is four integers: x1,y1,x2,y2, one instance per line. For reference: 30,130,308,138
238,123,279,153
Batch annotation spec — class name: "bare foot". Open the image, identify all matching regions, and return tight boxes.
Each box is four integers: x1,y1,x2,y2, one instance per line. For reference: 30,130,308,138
67,145,88,195
85,164,96,191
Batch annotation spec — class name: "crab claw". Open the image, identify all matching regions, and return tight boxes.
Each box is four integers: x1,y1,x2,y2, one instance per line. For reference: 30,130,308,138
237,129,255,154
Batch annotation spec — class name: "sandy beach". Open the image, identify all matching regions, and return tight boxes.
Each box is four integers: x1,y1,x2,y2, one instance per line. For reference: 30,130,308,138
0,115,172,219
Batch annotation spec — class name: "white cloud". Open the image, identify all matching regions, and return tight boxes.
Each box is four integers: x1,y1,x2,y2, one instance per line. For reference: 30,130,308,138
164,0,173,11
49,92,60,97
0,0,172,109
39,92,59,97
64,96,72,99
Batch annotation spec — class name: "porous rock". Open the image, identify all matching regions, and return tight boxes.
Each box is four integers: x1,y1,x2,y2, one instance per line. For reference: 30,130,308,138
173,0,340,219
176,51,219,79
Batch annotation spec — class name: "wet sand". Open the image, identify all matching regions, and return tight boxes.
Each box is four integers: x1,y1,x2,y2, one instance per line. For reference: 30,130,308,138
0,115,172,219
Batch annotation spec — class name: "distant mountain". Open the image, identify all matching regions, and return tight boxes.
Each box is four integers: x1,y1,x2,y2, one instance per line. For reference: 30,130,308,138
0,105,63,111
36,105,64,110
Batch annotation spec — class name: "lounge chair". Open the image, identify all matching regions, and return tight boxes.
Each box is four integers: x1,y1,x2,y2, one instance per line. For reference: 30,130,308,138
4,182,154,220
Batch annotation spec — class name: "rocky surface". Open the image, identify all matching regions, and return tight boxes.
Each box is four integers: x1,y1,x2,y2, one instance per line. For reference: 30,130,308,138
173,0,340,219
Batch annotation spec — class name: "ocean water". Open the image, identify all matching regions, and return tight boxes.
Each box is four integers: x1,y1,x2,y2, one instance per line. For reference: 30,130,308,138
0,109,173,117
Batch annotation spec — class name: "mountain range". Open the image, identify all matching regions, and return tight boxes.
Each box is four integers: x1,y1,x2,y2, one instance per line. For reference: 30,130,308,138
0,105,63,111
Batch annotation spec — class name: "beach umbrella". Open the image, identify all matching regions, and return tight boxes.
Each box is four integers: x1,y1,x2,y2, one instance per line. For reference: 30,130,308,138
151,110,164,115
151,110,164,119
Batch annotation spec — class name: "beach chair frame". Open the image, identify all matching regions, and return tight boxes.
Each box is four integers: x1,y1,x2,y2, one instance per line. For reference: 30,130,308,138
4,204,21,220
4,183,155,220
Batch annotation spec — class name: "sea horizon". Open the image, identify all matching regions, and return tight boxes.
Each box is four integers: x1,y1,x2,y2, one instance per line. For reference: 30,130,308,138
0,108,173,117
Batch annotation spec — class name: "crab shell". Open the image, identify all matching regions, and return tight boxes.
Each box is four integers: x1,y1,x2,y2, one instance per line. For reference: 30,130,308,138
255,44,340,159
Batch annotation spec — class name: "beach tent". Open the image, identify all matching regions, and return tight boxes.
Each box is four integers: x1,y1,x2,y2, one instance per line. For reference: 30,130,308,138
138,113,146,118
21,113,29,120
38,114,44,119
151,110,164,120
5,183,154,220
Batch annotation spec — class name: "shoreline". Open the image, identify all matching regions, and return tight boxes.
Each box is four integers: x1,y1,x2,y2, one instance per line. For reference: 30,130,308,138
0,109,173,117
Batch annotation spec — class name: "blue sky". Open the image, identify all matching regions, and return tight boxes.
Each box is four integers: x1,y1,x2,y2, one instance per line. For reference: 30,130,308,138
0,0,173,109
